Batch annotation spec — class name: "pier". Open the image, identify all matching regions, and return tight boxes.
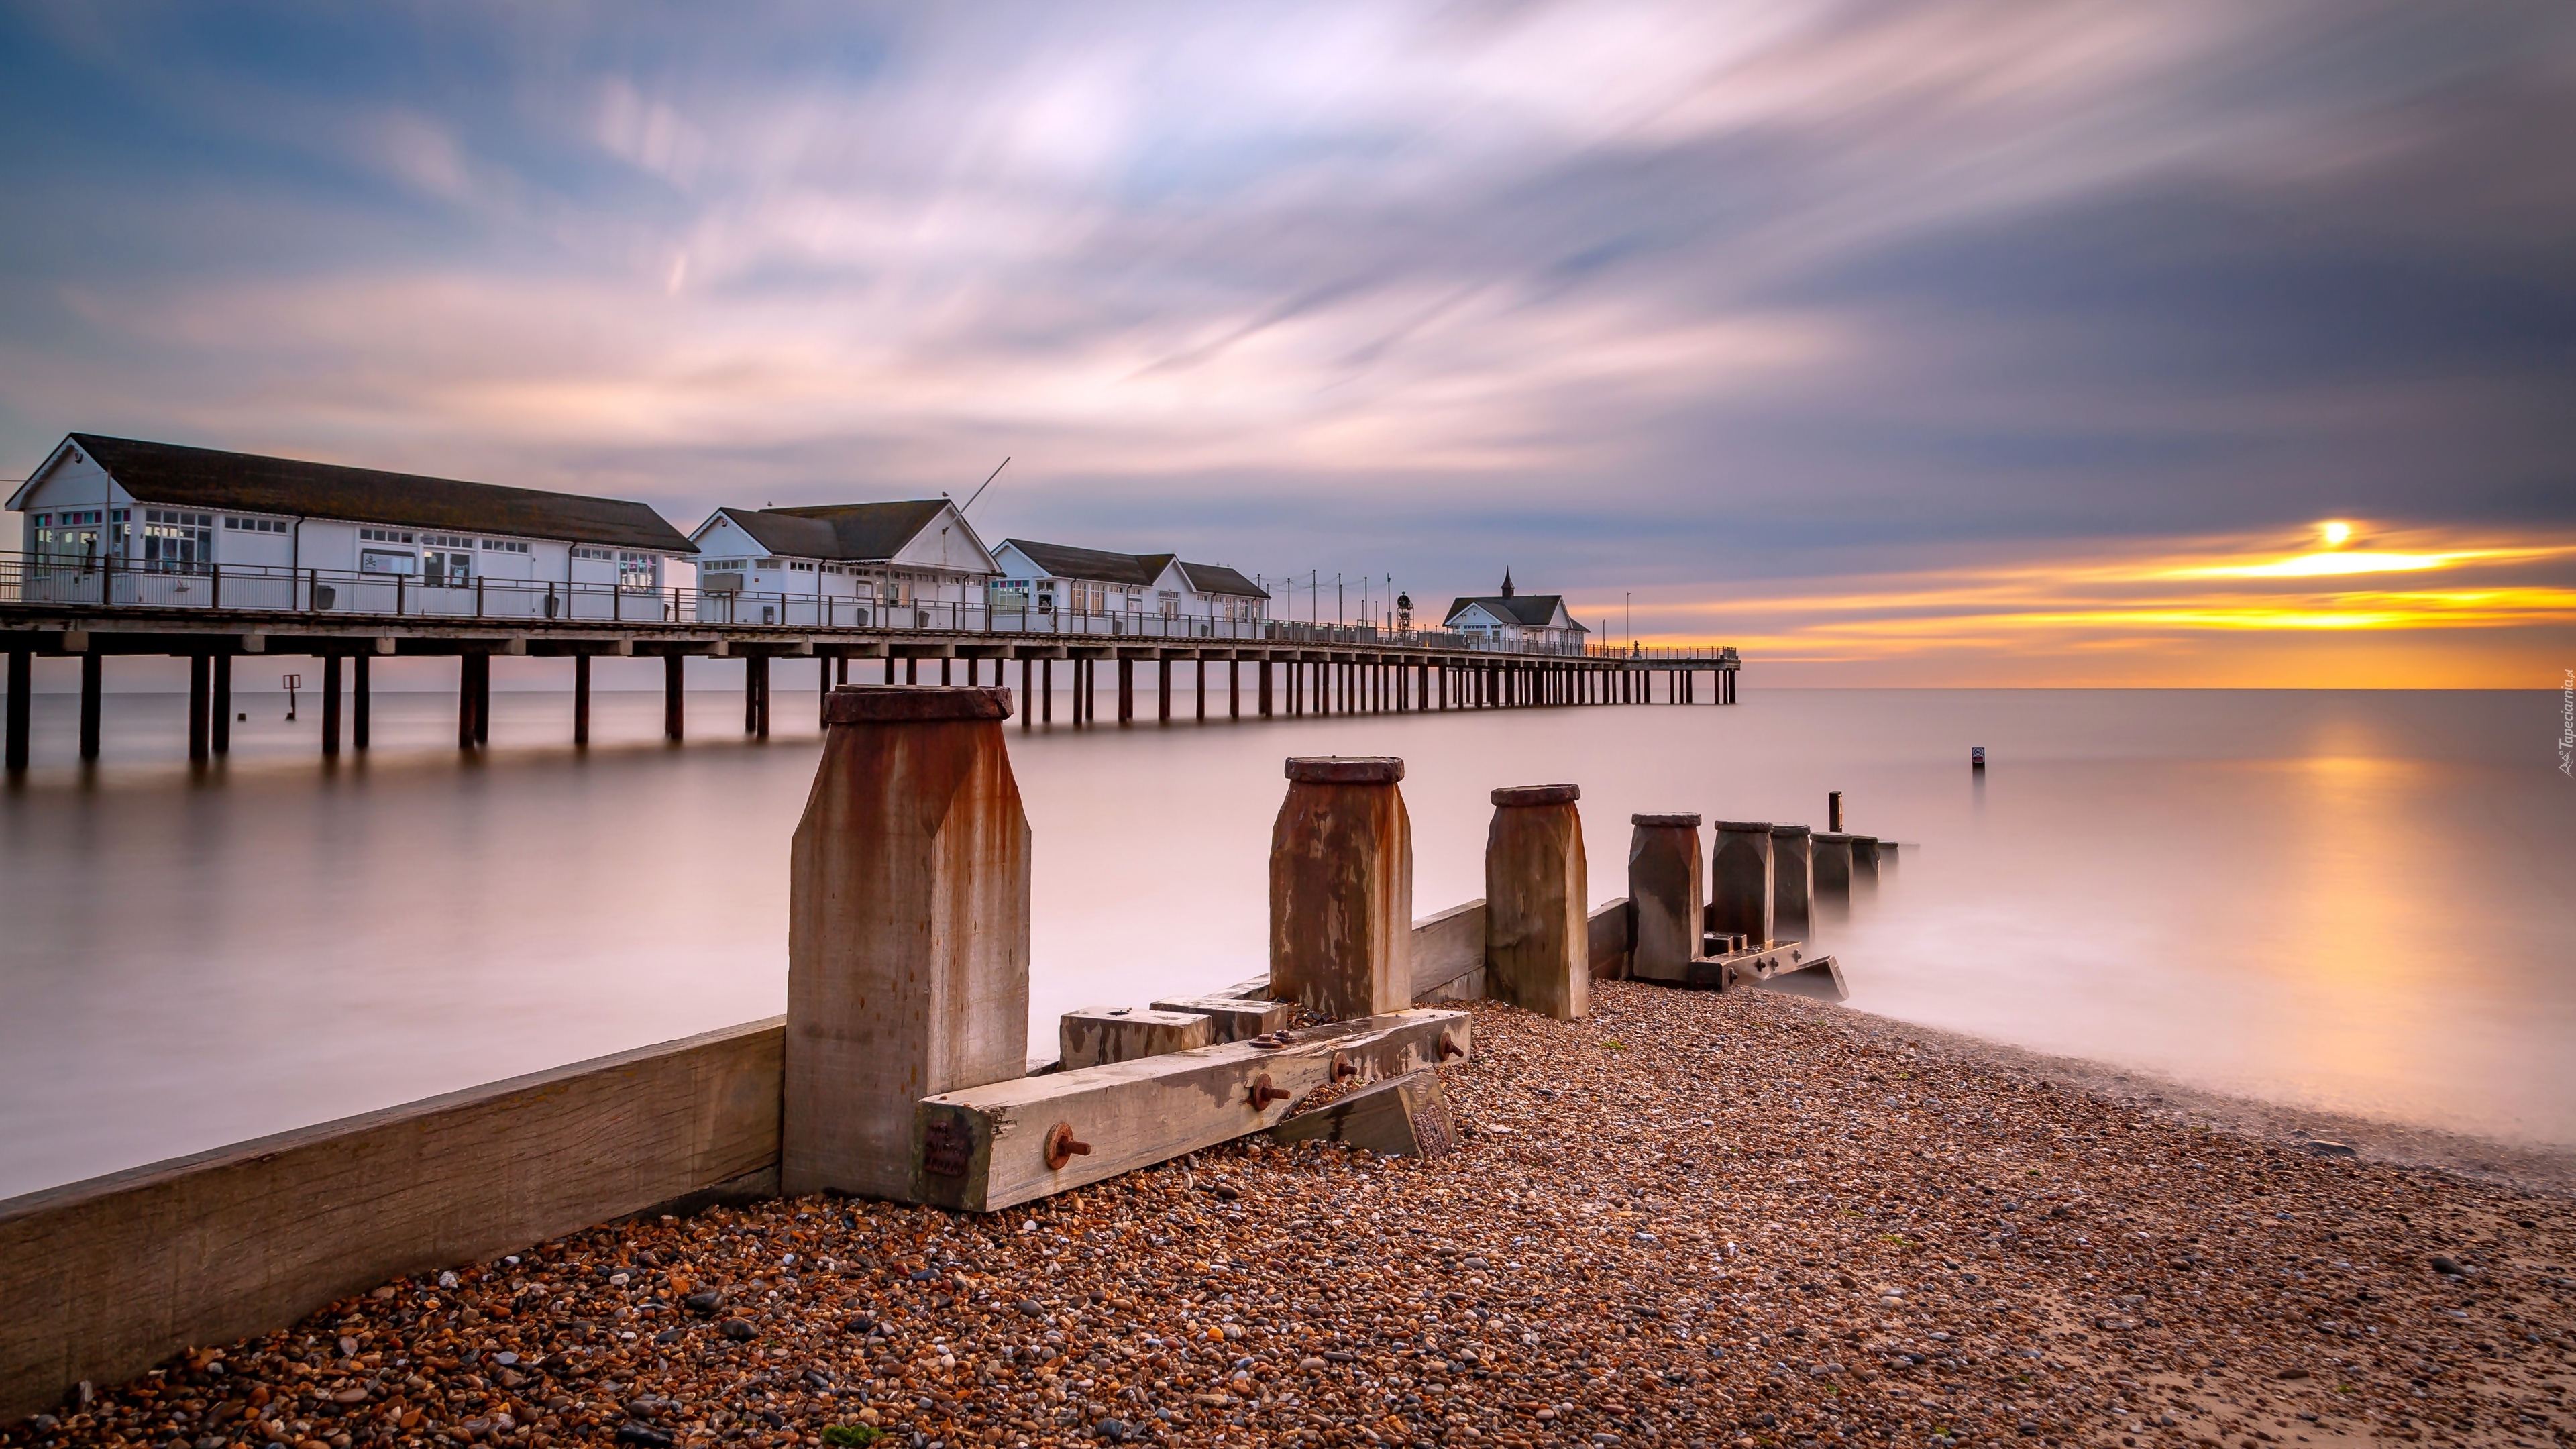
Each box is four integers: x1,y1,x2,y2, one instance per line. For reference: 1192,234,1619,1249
0,555,1740,768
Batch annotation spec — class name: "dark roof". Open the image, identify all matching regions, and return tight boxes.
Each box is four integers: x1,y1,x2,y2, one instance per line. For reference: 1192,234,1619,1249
1176,561,1270,599
755,501,957,561
1000,539,1169,587
1444,594,1587,631
40,433,695,553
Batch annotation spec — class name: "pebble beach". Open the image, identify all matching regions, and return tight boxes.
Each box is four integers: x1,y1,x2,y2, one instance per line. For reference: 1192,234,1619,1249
11,981,2571,1449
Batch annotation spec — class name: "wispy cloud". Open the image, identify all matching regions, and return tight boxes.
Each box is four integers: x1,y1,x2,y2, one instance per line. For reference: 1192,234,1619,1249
0,1,2569,682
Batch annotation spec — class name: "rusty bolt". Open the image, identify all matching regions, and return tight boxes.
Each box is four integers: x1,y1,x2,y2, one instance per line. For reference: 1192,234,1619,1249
1330,1052,1356,1082
1250,1073,1291,1108
1044,1123,1092,1171
1437,1031,1466,1061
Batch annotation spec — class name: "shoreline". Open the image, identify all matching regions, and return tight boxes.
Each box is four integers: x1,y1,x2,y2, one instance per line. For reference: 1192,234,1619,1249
1825,1010,2576,1201
9,979,2571,1449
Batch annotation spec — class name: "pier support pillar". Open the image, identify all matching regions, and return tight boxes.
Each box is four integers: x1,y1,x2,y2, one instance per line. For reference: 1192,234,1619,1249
5,648,28,772
1770,824,1815,944
1485,784,1589,1020
78,654,101,761
187,654,211,762
1271,756,1412,1021
1229,659,1240,719
1159,657,1171,722
320,655,342,757
1709,821,1776,947
746,654,771,739
784,685,1030,1201
1021,657,1034,729
663,654,685,741
352,655,369,751
1040,659,1053,722
1627,813,1704,983
1258,659,1273,717
573,655,591,746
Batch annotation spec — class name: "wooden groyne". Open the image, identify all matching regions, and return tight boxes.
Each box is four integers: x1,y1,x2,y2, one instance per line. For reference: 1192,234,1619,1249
0,684,1854,1426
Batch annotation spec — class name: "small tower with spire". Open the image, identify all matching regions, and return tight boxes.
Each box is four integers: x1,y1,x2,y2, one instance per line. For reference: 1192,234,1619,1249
1500,568,1515,598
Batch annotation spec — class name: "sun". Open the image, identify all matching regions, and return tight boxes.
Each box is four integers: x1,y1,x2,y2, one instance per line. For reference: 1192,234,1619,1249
2320,521,2353,547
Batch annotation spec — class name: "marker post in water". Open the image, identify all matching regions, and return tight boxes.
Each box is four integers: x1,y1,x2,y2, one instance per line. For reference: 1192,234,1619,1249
1971,746,1986,771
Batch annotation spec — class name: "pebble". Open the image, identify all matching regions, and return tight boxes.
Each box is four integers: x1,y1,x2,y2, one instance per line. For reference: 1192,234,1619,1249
9,983,2572,1449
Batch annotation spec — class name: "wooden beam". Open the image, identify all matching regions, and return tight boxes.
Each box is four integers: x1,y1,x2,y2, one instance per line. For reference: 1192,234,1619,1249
0,1019,782,1426
1267,1070,1456,1157
912,1009,1469,1212
1146,996,1293,1042
1409,899,1485,1000
1059,1008,1214,1069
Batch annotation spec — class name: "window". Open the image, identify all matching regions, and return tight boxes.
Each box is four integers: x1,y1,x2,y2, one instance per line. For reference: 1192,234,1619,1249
357,526,411,543
788,560,816,572
617,551,657,587
989,580,1031,611
142,510,213,572
423,533,473,549
233,517,292,534
1070,580,1106,614
758,558,784,570
423,545,474,587
480,537,529,553
360,549,418,576
572,545,614,561
1158,590,1180,619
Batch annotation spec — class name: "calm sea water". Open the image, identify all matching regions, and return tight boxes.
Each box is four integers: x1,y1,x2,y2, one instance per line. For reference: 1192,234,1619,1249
1,682,2567,1199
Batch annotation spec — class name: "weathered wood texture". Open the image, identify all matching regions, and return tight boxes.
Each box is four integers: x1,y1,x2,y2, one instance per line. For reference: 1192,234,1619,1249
1626,817,1703,984
1849,836,1881,887
1409,899,1485,999
786,687,1030,1199
1146,996,1293,1042
0,1018,784,1426
1484,793,1589,1019
1709,822,1775,946
1757,955,1848,1002
1585,896,1632,979
911,1010,1468,1212
1268,1070,1456,1157
1811,831,1855,897
1269,765,1413,1020
1770,825,1815,945
1059,1008,1214,1069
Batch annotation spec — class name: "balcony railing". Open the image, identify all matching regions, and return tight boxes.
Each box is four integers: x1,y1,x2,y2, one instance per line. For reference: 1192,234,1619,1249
0,552,1732,659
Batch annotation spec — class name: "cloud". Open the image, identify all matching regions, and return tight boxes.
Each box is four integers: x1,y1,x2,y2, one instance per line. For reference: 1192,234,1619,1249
0,0,2569,682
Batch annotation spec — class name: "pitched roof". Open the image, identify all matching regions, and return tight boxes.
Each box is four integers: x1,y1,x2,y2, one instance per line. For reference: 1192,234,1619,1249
1176,561,1271,599
28,433,696,553
1000,539,1168,587
744,500,956,561
1444,593,1587,631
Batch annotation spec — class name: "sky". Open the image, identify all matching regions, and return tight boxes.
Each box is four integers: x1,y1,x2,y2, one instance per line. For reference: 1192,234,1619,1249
1,0,2571,685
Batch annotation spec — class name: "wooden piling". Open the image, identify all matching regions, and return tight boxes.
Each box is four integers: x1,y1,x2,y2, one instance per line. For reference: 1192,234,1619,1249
1770,823,1815,943
1849,835,1880,886
78,654,100,761
214,655,235,754
1483,784,1589,1020
1021,657,1034,728
1812,830,1855,898
663,653,685,741
3,649,26,772
573,654,591,745
351,654,368,751
1709,820,1776,946
1626,812,1704,983
320,655,342,757
188,654,211,762
1270,757,1413,1021
1118,657,1134,723
1258,659,1273,717
784,686,1030,1200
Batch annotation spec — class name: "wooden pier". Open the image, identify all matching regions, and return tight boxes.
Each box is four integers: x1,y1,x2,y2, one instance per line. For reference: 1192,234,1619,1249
0,597,1741,768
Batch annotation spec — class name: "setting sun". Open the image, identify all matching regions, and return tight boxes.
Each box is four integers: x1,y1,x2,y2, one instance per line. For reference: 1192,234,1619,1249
2322,521,2353,547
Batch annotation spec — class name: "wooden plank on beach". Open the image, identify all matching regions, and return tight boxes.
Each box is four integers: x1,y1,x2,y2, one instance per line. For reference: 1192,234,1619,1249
912,1009,1468,1212
1410,898,1485,999
0,1018,784,1426
1587,896,1632,979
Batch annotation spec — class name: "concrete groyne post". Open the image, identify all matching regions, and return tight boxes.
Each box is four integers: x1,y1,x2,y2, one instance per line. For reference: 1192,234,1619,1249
1626,812,1703,982
1709,820,1775,946
1270,757,1413,1021
784,685,1031,1199
1771,823,1815,943
1485,784,1589,1020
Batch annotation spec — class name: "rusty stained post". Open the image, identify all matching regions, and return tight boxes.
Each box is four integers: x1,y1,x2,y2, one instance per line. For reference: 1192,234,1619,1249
1483,784,1589,1020
1770,823,1815,944
1709,820,1775,947
1270,757,1412,1022
1626,812,1703,982
784,686,1030,1200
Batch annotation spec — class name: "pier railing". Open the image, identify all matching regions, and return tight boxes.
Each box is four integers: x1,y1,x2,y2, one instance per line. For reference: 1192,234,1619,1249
0,551,1726,659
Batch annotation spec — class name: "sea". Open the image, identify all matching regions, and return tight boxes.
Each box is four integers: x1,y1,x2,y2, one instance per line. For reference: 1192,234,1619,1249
0,681,2567,1201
